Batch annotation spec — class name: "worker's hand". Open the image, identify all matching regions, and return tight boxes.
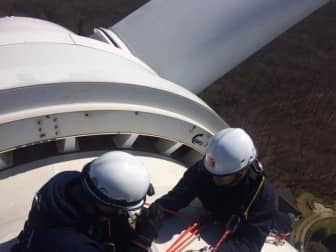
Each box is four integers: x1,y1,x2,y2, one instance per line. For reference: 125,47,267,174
135,202,165,246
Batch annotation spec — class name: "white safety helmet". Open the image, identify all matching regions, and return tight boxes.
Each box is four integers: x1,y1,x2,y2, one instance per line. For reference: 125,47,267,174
204,128,257,176
81,151,151,211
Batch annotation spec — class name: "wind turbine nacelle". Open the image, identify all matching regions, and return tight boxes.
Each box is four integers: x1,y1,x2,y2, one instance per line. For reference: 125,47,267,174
0,17,227,170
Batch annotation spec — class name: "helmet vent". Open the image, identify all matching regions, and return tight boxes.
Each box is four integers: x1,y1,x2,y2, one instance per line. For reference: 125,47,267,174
241,159,245,163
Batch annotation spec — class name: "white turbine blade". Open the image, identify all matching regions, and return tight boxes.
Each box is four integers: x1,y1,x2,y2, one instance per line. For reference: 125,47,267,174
112,0,328,93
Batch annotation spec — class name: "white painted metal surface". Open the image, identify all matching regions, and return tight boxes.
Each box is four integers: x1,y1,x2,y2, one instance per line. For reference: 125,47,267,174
0,17,226,161
0,16,73,33
112,0,328,93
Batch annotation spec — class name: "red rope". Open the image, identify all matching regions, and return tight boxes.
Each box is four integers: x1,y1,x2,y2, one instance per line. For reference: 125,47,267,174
144,202,196,221
211,230,231,252
167,222,199,252
163,208,197,221
144,202,201,252
169,226,200,252
131,239,150,251
269,232,290,240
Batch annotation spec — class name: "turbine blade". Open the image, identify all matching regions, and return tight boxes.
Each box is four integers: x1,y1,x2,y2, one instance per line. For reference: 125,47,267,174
112,0,328,93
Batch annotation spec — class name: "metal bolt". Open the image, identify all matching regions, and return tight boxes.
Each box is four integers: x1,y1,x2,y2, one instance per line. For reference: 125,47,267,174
189,125,197,133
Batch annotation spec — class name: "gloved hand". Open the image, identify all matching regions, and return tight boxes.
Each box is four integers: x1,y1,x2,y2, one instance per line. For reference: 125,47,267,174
135,202,165,246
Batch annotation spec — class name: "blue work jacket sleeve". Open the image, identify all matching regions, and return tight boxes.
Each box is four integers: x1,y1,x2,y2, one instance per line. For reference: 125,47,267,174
155,164,199,212
219,179,276,252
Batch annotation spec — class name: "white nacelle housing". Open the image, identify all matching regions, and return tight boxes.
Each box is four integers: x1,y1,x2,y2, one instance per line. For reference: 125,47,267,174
0,17,227,170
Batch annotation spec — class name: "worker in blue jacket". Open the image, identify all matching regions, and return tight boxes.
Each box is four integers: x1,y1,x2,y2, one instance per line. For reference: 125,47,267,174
155,128,276,252
13,151,163,252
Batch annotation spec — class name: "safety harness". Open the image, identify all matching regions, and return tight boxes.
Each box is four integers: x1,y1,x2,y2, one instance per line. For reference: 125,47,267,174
166,164,266,252
209,172,265,252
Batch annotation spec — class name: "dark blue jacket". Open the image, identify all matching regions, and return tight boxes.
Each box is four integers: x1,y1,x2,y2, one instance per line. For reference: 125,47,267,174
156,160,276,252
27,171,85,229
16,171,137,252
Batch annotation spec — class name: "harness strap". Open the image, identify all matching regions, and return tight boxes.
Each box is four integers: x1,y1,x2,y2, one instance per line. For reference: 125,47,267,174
211,172,265,251
243,175,265,220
